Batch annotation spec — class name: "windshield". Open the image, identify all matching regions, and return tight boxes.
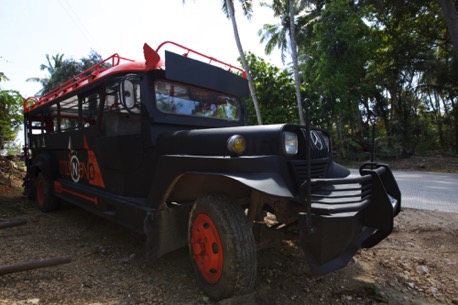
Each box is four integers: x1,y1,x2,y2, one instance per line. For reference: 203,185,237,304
155,81,241,121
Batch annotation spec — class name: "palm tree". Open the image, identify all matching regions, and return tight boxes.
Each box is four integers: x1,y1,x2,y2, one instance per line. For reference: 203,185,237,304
183,0,263,125
259,1,302,63
288,0,305,125
0,72,8,83
259,0,317,125
27,53,64,96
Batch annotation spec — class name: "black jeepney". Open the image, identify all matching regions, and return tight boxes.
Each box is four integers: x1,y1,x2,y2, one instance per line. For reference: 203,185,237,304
23,41,401,300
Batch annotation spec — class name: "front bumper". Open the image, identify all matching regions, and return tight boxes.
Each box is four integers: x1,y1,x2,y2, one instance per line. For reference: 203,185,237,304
299,162,401,275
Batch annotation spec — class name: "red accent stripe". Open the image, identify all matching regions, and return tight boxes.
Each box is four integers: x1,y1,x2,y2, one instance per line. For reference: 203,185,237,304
83,136,105,188
54,181,98,204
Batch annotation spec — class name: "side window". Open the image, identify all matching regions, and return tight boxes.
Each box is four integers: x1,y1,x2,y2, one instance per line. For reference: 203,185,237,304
29,114,51,135
50,103,60,133
104,82,120,112
104,76,141,114
102,78,142,136
26,108,54,149
60,95,80,132
30,120,43,135
27,107,54,135
82,93,100,128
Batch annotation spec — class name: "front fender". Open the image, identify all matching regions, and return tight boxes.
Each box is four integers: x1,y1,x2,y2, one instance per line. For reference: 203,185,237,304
147,155,295,208
221,172,293,198
155,172,293,208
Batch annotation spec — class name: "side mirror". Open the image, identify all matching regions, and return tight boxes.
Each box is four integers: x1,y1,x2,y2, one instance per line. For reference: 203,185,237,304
120,74,141,112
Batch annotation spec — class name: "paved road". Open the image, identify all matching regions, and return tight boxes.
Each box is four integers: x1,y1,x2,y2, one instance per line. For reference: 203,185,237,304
393,170,458,213
350,169,458,213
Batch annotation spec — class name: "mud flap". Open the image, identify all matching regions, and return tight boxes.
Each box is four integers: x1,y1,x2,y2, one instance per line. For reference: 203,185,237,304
144,204,191,262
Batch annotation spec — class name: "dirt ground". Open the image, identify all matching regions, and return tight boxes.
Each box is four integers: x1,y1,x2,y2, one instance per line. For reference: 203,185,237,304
0,157,457,305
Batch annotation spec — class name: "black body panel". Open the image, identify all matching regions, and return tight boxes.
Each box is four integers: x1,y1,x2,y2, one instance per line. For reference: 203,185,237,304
165,51,249,98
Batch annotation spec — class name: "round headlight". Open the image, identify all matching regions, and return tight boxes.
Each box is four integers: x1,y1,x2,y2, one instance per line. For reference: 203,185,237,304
227,135,246,155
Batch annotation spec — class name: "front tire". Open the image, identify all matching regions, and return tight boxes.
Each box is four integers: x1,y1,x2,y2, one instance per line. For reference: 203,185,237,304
189,193,257,300
36,173,60,212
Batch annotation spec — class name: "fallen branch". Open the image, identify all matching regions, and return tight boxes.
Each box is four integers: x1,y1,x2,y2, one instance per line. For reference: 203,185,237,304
0,219,27,230
0,256,72,276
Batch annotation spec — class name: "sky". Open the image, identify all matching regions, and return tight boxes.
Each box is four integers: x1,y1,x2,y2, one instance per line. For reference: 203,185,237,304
0,0,284,98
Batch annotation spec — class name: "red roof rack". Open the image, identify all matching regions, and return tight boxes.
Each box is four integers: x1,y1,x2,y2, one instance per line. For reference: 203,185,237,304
24,53,135,113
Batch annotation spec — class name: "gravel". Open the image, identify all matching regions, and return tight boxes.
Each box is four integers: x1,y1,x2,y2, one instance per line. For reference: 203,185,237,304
1,160,458,305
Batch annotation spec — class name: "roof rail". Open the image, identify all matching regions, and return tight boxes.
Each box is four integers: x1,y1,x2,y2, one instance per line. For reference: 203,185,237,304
156,41,246,78
24,53,135,113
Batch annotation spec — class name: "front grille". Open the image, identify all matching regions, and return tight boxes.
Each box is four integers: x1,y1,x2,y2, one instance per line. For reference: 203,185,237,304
288,128,333,188
300,129,330,159
290,158,329,187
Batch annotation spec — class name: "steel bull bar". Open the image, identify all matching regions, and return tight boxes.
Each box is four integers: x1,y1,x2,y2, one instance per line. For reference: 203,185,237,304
299,162,401,275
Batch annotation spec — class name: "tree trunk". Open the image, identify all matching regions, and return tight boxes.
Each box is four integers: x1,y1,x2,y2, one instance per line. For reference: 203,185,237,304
289,0,305,125
226,0,263,125
454,99,458,154
437,0,458,60
455,107,458,153
437,0,458,152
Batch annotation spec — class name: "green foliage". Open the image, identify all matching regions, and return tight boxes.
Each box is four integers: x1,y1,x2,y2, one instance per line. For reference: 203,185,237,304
0,88,23,150
305,0,374,102
0,72,8,82
244,52,300,125
220,0,253,19
364,0,457,155
44,51,105,94
26,54,64,96
258,0,310,63
28,51,106,95
0,73,23,152
298,0,379,156
258,0,458,157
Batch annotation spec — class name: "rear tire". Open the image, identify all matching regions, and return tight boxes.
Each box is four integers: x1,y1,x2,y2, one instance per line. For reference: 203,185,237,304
188,193,256,300
36,173,60,212
23,174,36,200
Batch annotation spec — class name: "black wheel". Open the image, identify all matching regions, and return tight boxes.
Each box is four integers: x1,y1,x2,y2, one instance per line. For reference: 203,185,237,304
188,193,257,300
36,173,60,212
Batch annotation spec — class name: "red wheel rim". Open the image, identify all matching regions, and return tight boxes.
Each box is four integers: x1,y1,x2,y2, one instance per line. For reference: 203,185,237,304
190,213,224,284
36,178,44,208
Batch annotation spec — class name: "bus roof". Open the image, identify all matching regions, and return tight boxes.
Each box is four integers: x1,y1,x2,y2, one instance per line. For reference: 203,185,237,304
23,41,246,114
